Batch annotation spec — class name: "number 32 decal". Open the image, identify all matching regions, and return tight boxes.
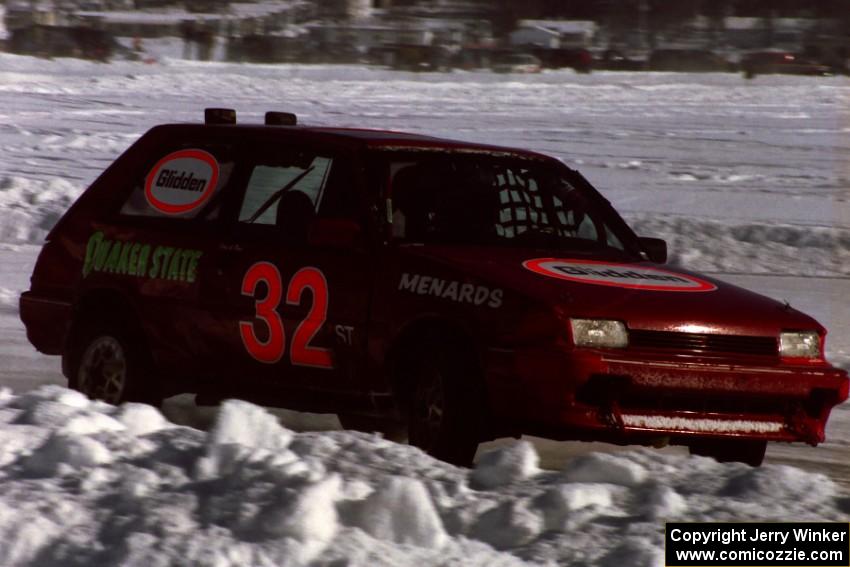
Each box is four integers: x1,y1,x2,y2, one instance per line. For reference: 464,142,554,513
239,261,333,369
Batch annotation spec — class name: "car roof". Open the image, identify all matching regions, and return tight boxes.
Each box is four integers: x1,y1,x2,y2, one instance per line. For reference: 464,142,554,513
151,123,552,161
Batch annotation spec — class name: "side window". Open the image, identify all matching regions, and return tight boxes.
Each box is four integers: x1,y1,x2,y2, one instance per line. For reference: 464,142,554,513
238,155,333,226
120,144,235,219
496,169,539,238
316,158,359,219
389,161,419,239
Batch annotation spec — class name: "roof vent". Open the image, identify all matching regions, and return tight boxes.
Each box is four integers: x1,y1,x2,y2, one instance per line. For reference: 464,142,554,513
204,108,236,125
265,111,297,126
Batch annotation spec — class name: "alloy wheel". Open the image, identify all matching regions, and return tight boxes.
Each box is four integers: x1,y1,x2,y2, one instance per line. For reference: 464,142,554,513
77,336,127,404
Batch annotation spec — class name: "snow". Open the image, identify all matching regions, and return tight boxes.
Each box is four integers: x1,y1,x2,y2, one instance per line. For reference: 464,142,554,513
354,476,448,548
0,385,846,566
471,439,540,489
561,453,648,486
638,484,688,519
629,215,850,278
23,432,113,476
0,56,846,280
0,53,847,564
621,414,785,434
209,399,295,452
115,402,170,436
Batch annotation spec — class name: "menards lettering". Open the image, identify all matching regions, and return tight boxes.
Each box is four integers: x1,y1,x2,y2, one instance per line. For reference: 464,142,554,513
82,231,202,283
399,273,503,308
555,265,688,283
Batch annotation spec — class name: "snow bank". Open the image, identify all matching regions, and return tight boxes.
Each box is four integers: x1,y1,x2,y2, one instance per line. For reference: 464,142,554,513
0,386,847,567
629,214,850,278
0,176,82,244
0,54,846,281
470,439,539,489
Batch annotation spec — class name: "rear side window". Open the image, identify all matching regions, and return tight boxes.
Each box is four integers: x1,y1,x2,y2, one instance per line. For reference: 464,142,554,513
238,153,333,226
120,143,235,219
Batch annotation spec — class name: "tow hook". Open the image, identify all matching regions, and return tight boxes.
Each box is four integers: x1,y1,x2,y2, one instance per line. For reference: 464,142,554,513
786,405,822,446
600,399,625,430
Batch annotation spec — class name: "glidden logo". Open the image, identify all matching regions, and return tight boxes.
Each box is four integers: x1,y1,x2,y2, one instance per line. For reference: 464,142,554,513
523,258,717,292
144,149,219,215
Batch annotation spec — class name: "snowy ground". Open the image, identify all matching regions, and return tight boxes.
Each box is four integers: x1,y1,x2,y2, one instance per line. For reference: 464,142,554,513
1,385,848,567
0,53,848,565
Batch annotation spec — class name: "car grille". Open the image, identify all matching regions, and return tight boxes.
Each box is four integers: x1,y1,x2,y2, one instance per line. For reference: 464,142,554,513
629,330,778,358
616,390,794,416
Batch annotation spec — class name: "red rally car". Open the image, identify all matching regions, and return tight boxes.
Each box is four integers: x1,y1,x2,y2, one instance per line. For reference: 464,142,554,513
20,109,849,466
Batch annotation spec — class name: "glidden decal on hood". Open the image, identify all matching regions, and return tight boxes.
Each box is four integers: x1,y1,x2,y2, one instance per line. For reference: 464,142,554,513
523,258,717,292
144,149,219,215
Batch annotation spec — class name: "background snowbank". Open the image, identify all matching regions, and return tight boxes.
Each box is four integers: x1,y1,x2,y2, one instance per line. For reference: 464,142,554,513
0,55,847,278
0,386,846,567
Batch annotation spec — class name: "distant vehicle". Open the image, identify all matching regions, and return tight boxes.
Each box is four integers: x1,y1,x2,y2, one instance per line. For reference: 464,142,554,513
741,51,832,78
370,44,451,72
530,48,593,73
595,49,644,71
492,53,542,74
647,49,731,72
20,109,849,467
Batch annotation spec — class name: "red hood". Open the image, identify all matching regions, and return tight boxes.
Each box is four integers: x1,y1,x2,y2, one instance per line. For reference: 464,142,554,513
403,245,823,337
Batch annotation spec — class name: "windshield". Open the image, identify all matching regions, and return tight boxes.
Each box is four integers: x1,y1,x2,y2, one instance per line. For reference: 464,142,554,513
372,152,641,258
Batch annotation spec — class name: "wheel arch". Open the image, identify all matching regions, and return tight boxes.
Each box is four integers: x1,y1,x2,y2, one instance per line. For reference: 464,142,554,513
63,287,152,381
385,315,486,409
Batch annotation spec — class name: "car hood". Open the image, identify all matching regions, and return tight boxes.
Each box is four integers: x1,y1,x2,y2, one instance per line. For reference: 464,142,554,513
403,245,823,337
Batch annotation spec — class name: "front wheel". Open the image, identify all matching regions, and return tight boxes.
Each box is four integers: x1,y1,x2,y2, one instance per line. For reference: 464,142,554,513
70,318,161,406
688,438,767,467
403,341,484,466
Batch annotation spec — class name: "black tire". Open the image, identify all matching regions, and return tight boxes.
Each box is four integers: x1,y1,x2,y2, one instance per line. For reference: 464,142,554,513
69,316,162,406
689,438,767,467
401,339,484,467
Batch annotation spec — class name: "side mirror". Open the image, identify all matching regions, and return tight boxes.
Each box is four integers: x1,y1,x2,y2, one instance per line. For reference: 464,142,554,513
308,218,362,249
638,236,667,263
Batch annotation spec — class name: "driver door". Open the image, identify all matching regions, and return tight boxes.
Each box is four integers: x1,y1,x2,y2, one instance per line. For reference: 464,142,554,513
200,141,373,399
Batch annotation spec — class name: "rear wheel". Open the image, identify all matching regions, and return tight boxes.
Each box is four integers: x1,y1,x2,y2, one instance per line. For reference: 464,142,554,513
402,340,484,467
70,317,161,406
688,438,767,467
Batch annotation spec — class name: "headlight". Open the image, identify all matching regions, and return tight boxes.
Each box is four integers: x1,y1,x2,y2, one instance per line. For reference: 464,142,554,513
570,319,629,349
779,331,821,360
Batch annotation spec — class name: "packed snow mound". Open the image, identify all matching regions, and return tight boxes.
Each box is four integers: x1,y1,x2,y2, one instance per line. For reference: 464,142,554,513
561,452,648,486
0,386,847,567
628,214,850,278
0,176,82,243
471,439,540,489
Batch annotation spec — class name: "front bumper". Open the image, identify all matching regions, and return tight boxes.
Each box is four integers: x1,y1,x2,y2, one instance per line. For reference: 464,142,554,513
485,347,849,446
